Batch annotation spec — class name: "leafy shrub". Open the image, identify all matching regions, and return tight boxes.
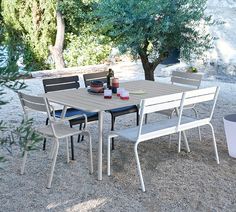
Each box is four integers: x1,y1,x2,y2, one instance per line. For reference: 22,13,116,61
64,32,111,66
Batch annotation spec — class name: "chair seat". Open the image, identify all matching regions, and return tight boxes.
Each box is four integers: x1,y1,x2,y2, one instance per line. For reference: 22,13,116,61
38,123,83,139
107,105,138,117
55,108,98,124
112,116,199,142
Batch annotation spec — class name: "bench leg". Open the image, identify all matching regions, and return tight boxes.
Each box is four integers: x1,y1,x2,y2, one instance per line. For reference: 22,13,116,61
107,135,112,176
192,108,202,141
208,123,220,164
134,142,145,192
178,132,182,153
182,131,190,152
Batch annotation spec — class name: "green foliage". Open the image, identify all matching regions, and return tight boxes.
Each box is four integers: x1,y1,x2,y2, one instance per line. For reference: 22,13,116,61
0,118,42,165
60,0,111,66
59,0,95,32
0,45,38,163
95,0,213,71
1,0,57,71
187,66,198,73
64,32,111,66
14,119,42,153
1,0,109,71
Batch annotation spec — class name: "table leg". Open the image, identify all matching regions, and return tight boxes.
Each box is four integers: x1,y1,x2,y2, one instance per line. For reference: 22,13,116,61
98,111,103,181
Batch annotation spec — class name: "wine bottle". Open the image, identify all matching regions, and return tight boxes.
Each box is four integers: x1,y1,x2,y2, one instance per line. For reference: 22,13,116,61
107,68,114,89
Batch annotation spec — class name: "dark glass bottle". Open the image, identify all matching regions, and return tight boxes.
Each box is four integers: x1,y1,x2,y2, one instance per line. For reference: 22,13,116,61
107,68,114,89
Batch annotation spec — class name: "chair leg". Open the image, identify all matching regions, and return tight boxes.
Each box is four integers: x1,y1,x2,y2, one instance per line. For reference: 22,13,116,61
69,123,75,161
192,108,202,141
85,131,93,174
49,140,56,160
134,142,145,192
77,123,83,143
47,138,59,189
107,135,112,176
21,151,28,175
144,114,148,124
208,123,220,164
182,131,190,152
65,137,70,163
71,136,75,161
81,123,85,141
43,118,49,150
136,110,139,126
111,115,116,150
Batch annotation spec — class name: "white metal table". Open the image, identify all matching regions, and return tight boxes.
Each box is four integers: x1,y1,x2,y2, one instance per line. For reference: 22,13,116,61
44,80,192,180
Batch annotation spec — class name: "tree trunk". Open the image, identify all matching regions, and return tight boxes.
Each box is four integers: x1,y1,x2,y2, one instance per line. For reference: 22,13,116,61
139,51,156,81
139,47,167,81
49,8,65,69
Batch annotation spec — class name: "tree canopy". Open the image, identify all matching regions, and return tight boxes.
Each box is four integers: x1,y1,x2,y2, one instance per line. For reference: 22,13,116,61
0,0,110,71
95,0,213,80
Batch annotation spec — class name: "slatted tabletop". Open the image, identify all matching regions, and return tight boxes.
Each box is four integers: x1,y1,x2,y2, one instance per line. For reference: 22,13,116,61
44,80,192,111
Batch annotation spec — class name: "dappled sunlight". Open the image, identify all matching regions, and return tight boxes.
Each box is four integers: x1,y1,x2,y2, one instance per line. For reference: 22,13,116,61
65,198,107,212
216,39,236,63
110,61,145,82
46,198,107,211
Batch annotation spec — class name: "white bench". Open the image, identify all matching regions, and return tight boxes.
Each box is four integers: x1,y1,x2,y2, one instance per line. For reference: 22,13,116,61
107,86,220,192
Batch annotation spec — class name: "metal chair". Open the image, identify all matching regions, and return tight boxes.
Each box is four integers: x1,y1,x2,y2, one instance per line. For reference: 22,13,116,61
83,71,139,150
18,92,93,188
42,76,98,160
107,87,220,192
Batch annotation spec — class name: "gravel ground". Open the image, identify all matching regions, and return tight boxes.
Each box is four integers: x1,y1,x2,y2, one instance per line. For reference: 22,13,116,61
0,65,236,212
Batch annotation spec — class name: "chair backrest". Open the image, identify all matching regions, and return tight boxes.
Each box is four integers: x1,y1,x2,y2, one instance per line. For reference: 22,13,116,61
171,71,202,88
83,71,108,87
18,92,48,114
43,75,80,93
137,92,184,139
178,86,220,126
136,86,219,140
18,92,62,137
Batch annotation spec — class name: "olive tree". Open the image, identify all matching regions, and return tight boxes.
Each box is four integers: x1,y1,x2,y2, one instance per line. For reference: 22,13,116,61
95,0,213,80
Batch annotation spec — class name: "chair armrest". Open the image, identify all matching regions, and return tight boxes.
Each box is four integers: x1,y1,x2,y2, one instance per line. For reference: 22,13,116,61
51,113,88,125
49,104,88,125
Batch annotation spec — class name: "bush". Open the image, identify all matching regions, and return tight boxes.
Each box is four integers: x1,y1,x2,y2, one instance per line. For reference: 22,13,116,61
64,32,111,67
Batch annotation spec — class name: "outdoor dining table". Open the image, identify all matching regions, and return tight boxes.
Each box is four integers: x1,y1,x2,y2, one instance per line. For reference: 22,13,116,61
43,80,192,181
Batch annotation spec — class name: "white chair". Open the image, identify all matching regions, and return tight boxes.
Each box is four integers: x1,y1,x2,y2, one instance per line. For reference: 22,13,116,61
148,71,203,141
18,92,93,188
107,87,220,192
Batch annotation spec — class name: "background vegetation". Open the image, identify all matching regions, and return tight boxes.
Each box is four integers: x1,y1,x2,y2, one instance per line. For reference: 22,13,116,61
0,0,212,78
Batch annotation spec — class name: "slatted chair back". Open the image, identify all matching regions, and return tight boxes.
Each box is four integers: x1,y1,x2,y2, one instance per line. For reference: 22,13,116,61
136,86,219,141
18,92,48,114
171,71,202,88
83,71,108,87
43,76,80,93
137,92,184,139
18,92,59,135
178,87,220,127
